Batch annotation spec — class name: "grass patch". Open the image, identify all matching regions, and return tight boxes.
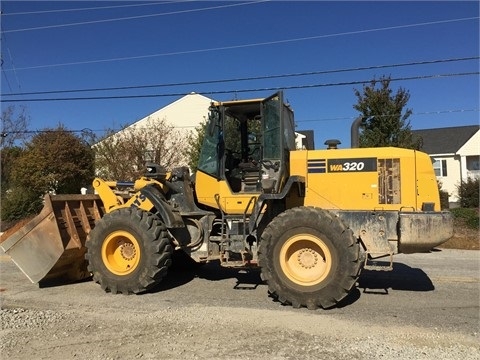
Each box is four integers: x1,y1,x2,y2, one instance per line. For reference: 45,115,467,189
440,208,479,250
450,207,479,230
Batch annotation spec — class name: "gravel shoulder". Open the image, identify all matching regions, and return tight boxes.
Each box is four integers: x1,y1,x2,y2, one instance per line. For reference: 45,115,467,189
1,249,479,360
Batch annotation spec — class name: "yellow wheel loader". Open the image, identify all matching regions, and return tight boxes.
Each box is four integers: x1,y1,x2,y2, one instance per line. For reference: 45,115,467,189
0,91,453,309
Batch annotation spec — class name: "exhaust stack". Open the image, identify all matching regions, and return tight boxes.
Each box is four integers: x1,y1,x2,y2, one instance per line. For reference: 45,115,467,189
350,117,363,148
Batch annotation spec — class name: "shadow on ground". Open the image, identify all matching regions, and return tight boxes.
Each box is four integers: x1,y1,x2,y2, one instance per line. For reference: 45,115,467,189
154,252,434,307
36,251,434,309
149,250,263,294
358,261,434,292
337,261,434,307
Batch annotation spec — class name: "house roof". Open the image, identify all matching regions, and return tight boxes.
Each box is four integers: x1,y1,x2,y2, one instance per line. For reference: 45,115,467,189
297,130,315,150
413,125,480,154
130,92,214,129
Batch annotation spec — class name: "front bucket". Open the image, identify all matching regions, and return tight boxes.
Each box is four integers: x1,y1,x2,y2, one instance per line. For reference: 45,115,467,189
0,194,105,285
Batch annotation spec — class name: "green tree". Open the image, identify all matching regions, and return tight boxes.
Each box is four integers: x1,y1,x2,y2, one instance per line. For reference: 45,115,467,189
353,76,421,149
2,125,95,221
1,146,24,191
184,120,207,172
12,125,95,194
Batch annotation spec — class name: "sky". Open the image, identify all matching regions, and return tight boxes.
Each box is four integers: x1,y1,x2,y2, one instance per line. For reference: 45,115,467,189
1,0,479,148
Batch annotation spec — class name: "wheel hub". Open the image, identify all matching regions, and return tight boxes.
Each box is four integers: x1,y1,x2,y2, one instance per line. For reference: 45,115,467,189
297,248,319,269
120,242,136,261
279,234,332,287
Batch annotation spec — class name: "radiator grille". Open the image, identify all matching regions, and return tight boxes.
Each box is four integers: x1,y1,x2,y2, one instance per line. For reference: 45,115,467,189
378,158,401,204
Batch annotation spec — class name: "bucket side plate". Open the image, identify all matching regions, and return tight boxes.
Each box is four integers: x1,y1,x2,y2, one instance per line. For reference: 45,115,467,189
0,194,105,284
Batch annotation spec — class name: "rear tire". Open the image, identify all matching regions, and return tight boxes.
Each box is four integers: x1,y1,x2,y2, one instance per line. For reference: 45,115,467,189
258,207,362,309
86,208,173,294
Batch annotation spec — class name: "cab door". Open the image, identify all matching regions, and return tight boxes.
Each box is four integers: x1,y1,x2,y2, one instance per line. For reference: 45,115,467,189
195,107,224,209
261,91,296,193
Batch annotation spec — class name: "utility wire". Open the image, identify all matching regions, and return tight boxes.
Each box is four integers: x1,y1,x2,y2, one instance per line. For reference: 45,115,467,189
1,1,269,33
1,70,14,93
2,72,478,103
1,1,188,16
4,56,478,97
3,16,478,72
296,108,480,123
0,24,21,92
3,108,478,136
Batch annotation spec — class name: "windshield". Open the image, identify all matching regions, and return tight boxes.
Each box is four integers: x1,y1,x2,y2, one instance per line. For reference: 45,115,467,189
197,109,220,177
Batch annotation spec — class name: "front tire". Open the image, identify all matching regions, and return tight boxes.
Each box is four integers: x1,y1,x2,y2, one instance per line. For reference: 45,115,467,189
258,207,362,309
86,208,173,294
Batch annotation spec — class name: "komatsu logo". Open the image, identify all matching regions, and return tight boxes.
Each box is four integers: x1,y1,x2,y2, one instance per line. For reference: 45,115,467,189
329,162,367,172
327,158,377,173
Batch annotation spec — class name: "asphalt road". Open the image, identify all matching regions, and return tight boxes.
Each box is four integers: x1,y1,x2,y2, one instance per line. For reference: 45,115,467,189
1,248,479,331
0,248,479,359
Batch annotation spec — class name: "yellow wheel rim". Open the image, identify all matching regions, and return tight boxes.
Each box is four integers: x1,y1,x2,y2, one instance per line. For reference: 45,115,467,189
101,230,141,276
279,234,332,287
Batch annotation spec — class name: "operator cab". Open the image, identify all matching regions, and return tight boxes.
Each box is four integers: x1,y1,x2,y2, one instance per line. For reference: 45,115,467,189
197,91,296,196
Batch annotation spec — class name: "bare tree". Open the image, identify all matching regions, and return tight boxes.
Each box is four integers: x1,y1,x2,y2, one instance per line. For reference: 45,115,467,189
94,117,187,180
1,106,30,191
1,105,30,149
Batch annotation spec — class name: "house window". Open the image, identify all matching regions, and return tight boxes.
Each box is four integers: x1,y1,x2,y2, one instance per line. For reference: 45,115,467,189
433,159,448,177
466,156,480,171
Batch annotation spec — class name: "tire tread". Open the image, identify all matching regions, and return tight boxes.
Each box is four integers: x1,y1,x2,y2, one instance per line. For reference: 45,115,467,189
258,206,363,310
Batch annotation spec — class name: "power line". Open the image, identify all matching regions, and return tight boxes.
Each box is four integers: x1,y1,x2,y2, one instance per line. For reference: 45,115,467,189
2,72,478,103
1,1,269,33
296,109,480,123
3,16,478,72
1,128,98,135
1,70,14,93
3,108,478,137
3,56,478,97
0,24,21,92
1,1,187,16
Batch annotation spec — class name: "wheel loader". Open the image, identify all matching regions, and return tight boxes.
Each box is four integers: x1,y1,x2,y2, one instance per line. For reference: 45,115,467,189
0,91,453,309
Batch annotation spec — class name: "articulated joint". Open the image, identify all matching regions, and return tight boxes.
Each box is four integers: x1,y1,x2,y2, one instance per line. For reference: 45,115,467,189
136,185,185,229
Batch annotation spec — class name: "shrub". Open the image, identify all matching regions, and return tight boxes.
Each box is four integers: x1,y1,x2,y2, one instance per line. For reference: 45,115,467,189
457,177,479,208
450,207,479,230
1,187,43,222
437,181,449,209
439,189,449,210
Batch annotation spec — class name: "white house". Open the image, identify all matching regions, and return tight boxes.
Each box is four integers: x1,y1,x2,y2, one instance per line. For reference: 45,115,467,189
413,125,480,205
125,92,214,133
